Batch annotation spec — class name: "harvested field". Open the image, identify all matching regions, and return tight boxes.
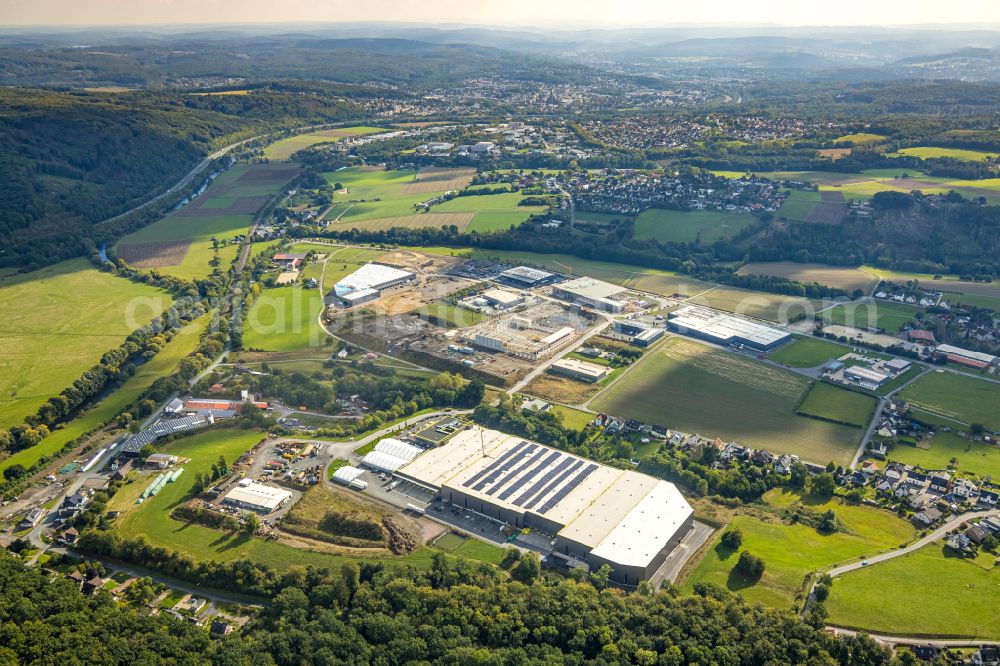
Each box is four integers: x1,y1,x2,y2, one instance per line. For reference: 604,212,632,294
347,212,475,231
377,249,463,274
175,193,270,217
523,374,600,406
736,262,878,294
402,167,477,194
818,148,851,159
806,191,847,224
117,241,191,268
237,163,300,182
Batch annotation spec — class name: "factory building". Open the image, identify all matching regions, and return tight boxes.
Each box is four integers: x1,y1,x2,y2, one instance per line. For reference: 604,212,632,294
551,277,626,313
666,305,790,351
549,358,611,383
613,319,665,347
481,288,524,309
843,366,889,389
497,265,558,288
395,427,694,585
222,480,293,514
334,263,415,306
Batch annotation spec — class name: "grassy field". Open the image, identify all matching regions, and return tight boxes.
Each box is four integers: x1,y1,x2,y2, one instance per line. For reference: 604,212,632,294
414,302,486,328
736,262,878,294
0,313,211,477
796,382,878,428
116,164,296,280
860,266,1000,300
0,259,170,429
590,337,862,465
826,541,999,638
242,286,326,352
682,489,917,608
264,126,387,160
432,191,547,232
887,409,1000,479
889,146,1000,162
834,133,888,145
775,189,820,221
821,300,920,333
900,370,1000,430
551,405,595,431
633,208,758,244
767,336,851,368
688,286,823,323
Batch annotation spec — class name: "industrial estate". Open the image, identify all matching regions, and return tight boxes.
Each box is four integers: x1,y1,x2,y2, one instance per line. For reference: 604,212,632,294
3,15,1000,663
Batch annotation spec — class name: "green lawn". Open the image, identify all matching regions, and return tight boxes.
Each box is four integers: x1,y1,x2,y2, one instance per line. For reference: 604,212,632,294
889,146,999,162
590,337,862,466
767,337,850,368
826,541,1000,638
888,410,1000,479
264,126,387,160
822,301,920,333
796,382,878,428
776,189,820,221
551,405,595,431
0,259,170,430
242,286,326,352
900,370,1000,430
682,489,917,609
633,208,757,244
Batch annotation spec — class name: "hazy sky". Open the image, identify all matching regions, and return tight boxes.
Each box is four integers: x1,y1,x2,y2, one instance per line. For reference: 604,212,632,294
2,0,998,28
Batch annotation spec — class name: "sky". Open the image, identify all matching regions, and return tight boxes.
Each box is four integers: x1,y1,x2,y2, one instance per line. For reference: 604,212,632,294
1,0,999,28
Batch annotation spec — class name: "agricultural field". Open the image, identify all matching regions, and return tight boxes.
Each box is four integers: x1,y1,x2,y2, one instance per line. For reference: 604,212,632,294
242,286,327,352
0,313,211,477
432,191,547,233
833,133,888,145
796,382,878,428
889,146,1000,162
0,258,170,430
825,541,1000,639
860,266,1000,300
767,336,851,368
263,126,387,160
775,189,820,221
737,262,878,294
633,208,758,244
590,337,862,466
688,285,823,323
116,163,297,280
887,409,1000,479
682,488,917,608
821,300,920,333
900,370,1000,430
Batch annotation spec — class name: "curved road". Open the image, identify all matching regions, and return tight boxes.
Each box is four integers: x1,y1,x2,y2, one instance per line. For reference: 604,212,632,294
827,626,1000,648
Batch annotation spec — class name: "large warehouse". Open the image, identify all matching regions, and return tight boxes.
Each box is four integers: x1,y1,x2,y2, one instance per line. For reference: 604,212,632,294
334,263,415,306
222,479,293,514
551,277,626,313
498,265,558,288
666,305,790,351
395,427,694,585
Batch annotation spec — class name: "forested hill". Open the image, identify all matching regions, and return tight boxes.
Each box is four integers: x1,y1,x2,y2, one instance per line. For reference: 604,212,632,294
0,37,594,89
0,87,363,270
0,549,896,665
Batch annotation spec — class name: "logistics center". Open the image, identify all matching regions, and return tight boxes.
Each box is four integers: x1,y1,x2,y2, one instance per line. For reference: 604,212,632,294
395,426,694,585
666,305,790,351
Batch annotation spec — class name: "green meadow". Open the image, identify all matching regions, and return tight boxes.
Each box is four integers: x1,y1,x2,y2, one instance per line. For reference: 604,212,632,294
263,126,387,160
633,208,758,243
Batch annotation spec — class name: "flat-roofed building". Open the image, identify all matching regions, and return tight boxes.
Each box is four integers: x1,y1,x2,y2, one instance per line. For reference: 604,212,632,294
666,305,790,351
222,480,293,514
936,344,998,368
549,358,611,383
498,265,557,288
844,366,889,387
334,263,415,306
395,427,694,585
481,288,524,309
552,277,626,313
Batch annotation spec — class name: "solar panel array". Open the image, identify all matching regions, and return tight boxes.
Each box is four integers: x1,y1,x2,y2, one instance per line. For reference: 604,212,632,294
460,442,599,516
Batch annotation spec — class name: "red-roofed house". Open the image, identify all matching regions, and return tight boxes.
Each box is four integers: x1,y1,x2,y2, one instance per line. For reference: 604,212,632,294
908,329,936,344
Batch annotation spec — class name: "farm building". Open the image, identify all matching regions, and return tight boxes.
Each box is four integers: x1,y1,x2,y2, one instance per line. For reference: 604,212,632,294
666,305,790,351
361,438,424,473
120,413,215,456
334,263,415,306
935,344,998,370
498,265,557,288
395,427,694,585
549,358,611,383
222,479,293,514
481,288,524,309
551,277,626,313
273,253,306,270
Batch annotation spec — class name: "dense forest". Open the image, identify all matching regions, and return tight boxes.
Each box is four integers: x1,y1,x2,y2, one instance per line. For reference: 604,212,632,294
3,544,903,665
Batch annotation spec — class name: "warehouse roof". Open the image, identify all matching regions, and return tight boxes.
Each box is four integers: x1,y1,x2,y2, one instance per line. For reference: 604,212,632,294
667,305,789,348
222,481,292,511
549,358,610,381
499,266,554,284
335,263,414,297
589,481,692,568
554,277,625,301
936,344,997,365
332,466,365,485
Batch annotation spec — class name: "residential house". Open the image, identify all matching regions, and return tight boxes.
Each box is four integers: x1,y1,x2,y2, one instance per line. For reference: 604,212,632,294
753,449,774,466
972,646,1000,666
929,471,952,494
946,533,973,553
981,516,1000,534
59,490,92,518
83,576,104,596
775,454,796,474
210,620,234,638
914,507,943,526
884,463,904,483
952,478,978,500
17,507,44,530
59,527,79,545
66,570,85,588
978,489,999,508
966,524,988,544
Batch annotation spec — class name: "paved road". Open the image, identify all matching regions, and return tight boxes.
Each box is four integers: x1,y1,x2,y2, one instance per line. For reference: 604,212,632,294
825,508,999,578
827,625,1000,647
849,366,932,468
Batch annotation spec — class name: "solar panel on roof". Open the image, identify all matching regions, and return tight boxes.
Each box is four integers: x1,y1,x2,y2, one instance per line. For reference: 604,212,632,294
461,440,530,488
537,463,598,514
495,449,559,501
524,459,584,511
512,454,573,507
471,444,538,492
485,447,546,496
